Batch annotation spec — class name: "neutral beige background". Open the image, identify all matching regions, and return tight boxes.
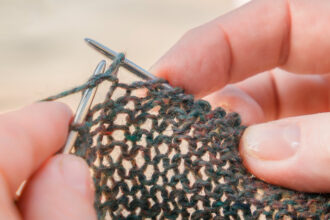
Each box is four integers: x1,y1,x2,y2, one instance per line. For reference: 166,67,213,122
0,0,249,112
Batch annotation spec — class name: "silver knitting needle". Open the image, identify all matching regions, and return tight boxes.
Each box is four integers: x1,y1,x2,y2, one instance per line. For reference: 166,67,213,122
84,38,173,90
62,60,106,154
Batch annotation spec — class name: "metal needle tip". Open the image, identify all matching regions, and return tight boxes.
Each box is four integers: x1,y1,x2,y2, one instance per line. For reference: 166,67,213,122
62,60,106,154
84,38,173,90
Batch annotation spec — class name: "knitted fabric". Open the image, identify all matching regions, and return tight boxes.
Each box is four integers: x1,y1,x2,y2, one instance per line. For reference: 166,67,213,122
45,54,330,220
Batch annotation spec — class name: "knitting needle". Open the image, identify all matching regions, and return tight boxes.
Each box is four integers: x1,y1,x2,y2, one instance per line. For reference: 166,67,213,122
84,38,173,90
62,60,106,154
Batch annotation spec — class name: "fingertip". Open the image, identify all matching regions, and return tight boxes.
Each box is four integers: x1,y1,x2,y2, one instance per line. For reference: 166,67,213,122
0,102,73,194
20,102,73,161
19,102,73,138
58,154,94,201
49,101,73,121
239,115,330,192
150,55,183,90
150,23,232,97
27,101,73,122
18,154,96,220
149,60,167,79
203,85,265,125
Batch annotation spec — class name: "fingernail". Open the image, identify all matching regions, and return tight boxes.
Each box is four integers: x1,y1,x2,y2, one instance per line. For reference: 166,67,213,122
242,122,300,160
59,156,93,200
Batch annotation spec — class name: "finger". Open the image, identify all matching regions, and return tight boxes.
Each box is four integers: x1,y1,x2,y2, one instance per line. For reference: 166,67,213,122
151,0,330,97
18,155,96,220
203,84,265,126
240,113,330,192
0,102,72,195
0,176,20,220
203,70,330,125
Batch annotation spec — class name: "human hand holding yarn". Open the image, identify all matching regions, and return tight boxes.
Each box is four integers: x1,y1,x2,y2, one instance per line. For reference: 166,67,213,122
0,102,96,220
151,0,330,193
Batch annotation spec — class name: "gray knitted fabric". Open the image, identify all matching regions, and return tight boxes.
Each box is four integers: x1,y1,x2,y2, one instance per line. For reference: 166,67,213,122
45,54,330,220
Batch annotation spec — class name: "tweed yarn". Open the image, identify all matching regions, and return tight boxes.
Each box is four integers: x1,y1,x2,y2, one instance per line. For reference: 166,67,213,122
45,54,330,220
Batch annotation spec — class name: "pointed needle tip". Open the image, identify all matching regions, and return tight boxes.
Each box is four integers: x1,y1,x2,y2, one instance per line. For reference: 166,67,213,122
99,59,106,66
84,37,92,43
84,38,98,47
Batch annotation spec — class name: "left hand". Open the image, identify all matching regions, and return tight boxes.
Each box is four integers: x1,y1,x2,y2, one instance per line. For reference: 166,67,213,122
0,102,96,220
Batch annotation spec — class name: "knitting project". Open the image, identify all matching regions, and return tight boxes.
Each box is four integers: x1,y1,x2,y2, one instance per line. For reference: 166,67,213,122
45,54,330,220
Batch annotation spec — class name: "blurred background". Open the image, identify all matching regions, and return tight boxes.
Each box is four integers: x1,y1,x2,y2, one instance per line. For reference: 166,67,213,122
0,0,249,112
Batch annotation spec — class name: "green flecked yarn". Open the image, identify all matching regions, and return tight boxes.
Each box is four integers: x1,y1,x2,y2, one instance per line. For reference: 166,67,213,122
45,54,330,220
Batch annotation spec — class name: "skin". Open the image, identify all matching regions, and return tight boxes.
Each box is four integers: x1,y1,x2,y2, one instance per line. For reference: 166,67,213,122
151,0,330,192
1,0,329,219
0,102,96,220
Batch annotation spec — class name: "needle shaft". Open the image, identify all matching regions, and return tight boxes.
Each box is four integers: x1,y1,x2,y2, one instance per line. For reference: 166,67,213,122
85,38,173,90
62,60,106,154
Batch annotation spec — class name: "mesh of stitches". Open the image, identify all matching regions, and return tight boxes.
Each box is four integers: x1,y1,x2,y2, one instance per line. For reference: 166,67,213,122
45,54,330,220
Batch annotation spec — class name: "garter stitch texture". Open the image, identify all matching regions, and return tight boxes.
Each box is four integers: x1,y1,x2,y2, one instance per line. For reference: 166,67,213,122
45,54,330,220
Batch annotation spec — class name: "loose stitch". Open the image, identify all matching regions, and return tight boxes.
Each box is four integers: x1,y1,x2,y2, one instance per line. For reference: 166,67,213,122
43,53,125,101
45,54,330,220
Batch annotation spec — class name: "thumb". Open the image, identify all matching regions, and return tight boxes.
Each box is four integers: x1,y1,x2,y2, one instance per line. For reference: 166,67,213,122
18,155,96,220
240,113,330,193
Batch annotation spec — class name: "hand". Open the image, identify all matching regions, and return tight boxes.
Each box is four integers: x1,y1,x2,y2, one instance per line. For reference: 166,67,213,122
151,0,330,193
0,102,96,220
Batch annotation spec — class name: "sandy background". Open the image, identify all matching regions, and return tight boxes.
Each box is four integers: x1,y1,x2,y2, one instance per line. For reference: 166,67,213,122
0,0,249,112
